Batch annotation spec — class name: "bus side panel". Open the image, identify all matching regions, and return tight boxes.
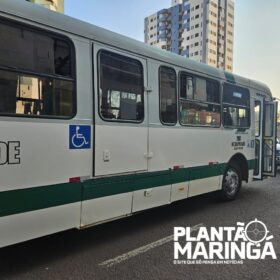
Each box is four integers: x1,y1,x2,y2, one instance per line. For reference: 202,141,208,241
0,37,93,248
148,126,222,196
81,193,133,226
0,203,80,248
0,121,88,248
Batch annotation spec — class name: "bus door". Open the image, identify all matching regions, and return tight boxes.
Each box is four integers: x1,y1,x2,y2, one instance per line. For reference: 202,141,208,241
93,44,148,176
254,96,278,179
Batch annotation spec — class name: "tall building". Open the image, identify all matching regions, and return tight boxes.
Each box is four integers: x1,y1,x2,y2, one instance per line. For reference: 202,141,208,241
26,0,64,13
144,0,234,72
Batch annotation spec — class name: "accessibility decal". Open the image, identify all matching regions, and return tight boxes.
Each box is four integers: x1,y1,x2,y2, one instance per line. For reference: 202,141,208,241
69,125,91,149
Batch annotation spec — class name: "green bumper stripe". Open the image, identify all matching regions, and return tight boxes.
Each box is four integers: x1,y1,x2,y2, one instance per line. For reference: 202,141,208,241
0,183,82,218
0,159,255,218
83,163,228,200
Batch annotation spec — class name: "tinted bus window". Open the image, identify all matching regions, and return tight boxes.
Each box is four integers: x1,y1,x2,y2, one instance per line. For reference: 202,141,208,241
159,66,177,125
0,21,75,118
0,23,72,77
223,84,250,107
99,51,144,122
223,83,250,128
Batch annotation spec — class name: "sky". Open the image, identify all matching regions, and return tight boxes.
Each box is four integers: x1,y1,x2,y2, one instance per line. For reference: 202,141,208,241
65,0,280,99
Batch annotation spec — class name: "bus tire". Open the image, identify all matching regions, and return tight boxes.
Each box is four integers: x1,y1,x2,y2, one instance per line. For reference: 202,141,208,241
220,163,242,201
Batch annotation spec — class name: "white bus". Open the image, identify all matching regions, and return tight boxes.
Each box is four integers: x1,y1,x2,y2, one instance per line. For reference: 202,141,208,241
0,0,277,248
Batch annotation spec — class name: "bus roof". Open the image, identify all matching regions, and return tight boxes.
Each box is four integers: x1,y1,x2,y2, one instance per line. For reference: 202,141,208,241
0,0,273,98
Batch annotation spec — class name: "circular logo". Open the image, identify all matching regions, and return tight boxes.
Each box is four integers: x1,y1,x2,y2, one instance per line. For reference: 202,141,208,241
243,219,269,245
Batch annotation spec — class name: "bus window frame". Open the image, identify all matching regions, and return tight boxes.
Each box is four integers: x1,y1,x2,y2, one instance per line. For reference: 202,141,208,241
97,49,145,124
0,17,77,120
158,65,178,126
178,70,222,128
254,100,261,137
222,82,251,129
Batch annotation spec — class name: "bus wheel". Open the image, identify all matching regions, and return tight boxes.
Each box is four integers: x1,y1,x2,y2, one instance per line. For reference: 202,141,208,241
220,163,242,201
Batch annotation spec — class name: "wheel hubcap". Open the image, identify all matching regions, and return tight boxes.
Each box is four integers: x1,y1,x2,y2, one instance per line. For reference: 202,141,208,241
224,169,239,196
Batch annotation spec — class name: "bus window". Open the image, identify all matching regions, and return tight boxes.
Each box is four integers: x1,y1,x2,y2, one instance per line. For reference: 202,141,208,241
0,70,74,117
0,23,72,77
0,21,75,118
223,83,250,128
159,66,177,125
179,72,220,127
223,106,250,128
264,139,273,173
186,77,194,100
180,102,220,126
264,104,274,137
99,51,144,122
254,101,261,137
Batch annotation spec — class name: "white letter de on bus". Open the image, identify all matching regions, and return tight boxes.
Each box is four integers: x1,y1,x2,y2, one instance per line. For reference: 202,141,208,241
0,142,8,165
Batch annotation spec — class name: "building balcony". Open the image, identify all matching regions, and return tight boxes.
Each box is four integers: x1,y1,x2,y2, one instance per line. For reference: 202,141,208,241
159,15,168,22
158,11,171,22
158,33,167,40
182,14,190,21
159,24,168,31
183,3,190,12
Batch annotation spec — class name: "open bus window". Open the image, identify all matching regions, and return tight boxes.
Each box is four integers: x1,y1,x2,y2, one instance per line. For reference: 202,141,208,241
99,51,144,122
180,102,220,126
180,73,220,103
0,69,74,117
179,72,221,127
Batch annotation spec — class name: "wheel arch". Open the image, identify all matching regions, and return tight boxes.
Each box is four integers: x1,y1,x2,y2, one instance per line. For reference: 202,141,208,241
227,153,249,183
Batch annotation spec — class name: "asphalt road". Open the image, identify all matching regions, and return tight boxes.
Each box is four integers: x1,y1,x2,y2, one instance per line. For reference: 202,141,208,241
0,172,280,280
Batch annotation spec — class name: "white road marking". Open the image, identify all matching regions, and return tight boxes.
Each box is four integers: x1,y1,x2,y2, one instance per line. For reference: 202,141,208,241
99,223,204,268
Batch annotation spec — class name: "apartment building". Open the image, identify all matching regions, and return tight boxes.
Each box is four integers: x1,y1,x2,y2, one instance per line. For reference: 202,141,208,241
26,0,64,13
144,0,234,72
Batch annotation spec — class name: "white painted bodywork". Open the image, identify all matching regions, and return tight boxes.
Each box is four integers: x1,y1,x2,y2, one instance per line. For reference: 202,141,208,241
94,125,147,176
0,203,80,248
81,193,133,226
132,185,171,212
0,121,92,191
171,182,189,202
0,0,275,248
188,177,221,197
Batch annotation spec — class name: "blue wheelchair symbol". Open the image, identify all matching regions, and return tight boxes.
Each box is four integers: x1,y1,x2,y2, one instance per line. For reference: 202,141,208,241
69,125,91,149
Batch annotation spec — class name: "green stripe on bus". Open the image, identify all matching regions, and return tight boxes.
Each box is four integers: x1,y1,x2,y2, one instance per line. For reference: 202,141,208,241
0,160,255,218
83,163,227,200
0,182,82,218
